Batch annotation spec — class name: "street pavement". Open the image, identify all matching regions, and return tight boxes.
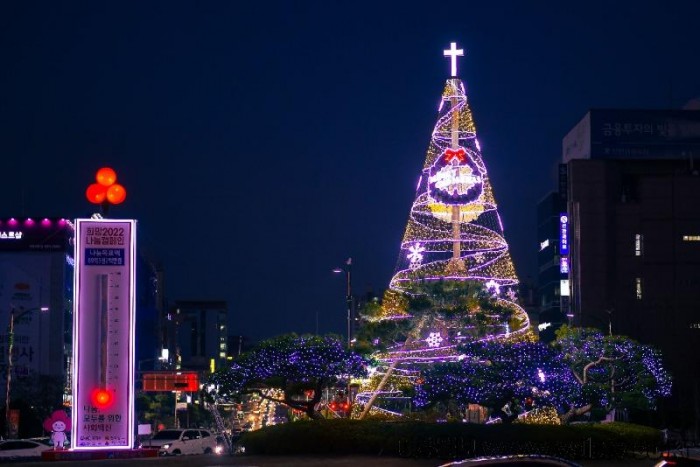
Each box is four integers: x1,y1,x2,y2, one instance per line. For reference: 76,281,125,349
14,454,664,467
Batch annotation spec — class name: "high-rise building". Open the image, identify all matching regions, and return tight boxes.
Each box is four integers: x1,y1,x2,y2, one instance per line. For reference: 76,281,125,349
166,300,228,374
559,108,700,428
536,189,568,341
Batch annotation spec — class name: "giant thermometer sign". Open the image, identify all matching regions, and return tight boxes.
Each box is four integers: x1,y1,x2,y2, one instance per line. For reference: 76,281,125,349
72,219,136,449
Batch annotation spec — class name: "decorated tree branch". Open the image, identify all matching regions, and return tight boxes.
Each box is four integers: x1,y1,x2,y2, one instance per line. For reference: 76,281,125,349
411,327,671,424
553,326,671,423
413,341,582,423
210,334,368,419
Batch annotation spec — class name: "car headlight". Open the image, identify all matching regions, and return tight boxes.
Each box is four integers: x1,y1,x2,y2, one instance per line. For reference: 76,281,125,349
215,445,223,454
162,444,170,450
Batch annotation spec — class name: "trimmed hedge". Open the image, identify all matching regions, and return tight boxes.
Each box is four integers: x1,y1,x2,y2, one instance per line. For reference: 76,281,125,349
237,420,662,460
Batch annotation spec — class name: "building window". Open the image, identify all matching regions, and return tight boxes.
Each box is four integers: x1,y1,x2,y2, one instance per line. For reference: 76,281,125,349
635,277,643,300
635,234,643,256
683,235,700,242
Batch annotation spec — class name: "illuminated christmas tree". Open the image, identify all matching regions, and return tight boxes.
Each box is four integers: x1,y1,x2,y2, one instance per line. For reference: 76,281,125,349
355,43,533,418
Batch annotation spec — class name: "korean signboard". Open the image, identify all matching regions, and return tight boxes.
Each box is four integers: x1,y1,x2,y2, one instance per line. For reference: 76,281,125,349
72,219,136,449
563,109,700,162
559,214,569,255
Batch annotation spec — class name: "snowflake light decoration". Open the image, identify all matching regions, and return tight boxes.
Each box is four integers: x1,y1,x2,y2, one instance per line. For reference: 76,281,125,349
537,368,546,383
407,243,426,269
425,332,444,348
485,279,500,296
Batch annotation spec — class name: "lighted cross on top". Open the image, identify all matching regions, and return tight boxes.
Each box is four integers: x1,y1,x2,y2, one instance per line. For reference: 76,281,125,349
443,42,464,77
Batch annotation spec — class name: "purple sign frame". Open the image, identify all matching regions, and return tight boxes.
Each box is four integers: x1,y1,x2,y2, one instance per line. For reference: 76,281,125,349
72,219,136,449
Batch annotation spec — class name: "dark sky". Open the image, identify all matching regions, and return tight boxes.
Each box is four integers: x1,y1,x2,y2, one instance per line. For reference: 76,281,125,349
2,1,699,342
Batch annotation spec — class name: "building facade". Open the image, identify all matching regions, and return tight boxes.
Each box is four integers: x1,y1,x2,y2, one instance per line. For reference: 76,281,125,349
536,190,568,341
0,217,73,404
166,300,228,374
560,108,700,429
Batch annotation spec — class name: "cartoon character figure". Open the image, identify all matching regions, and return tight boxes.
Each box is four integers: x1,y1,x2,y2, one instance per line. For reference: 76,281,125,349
43,410,71,450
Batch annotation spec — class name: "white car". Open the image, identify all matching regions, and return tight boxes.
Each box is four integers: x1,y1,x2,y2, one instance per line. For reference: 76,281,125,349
141,428,218,456
0,439,51,460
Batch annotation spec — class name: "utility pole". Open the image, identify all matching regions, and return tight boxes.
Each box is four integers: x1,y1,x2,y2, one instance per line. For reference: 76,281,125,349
333,258,353,418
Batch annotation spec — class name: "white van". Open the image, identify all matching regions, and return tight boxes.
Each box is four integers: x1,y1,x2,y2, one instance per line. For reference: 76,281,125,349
141,428,217,456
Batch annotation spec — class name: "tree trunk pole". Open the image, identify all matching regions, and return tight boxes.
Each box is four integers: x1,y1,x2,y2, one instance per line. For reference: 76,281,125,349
359,316,427,419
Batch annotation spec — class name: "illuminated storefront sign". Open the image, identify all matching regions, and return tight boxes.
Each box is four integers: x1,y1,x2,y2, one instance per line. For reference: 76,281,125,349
72,219,136,450
560,279,570,297
0,231,23,240
560,256,569,274
559,214,569,254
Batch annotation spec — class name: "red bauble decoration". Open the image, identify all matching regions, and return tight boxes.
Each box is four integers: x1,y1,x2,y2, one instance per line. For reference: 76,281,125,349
86,183,107,204
106,184,127,204
96,167,117,187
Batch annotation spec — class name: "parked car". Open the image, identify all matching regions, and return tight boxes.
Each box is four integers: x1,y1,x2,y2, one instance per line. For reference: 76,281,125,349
0,439,52,460
140,428,218,456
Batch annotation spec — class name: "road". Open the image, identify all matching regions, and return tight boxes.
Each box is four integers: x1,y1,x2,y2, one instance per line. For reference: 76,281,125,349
15,454,664,467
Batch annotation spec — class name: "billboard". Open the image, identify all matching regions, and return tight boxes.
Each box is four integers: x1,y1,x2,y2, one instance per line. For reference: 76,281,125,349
0,218,70,252
142,371,199,392
72,219,136,450
563,109,700,162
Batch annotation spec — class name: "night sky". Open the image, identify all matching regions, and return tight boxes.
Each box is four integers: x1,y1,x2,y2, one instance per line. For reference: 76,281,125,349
2,1,699,342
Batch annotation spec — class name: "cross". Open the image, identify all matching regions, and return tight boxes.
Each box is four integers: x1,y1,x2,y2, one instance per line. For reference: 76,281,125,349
443,42,464,77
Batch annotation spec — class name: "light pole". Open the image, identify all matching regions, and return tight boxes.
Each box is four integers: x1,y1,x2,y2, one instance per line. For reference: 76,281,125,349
332,258,353,417
332,257,352,348
5,305,49,439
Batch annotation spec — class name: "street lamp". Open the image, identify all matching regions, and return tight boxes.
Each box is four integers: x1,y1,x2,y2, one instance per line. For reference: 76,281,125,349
332,257,352,348
5,305,49,438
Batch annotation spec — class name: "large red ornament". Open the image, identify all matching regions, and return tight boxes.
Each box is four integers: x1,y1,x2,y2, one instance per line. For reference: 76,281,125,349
96,167,117,186
106,184,127,204
86,183,107,204
85,168,127,207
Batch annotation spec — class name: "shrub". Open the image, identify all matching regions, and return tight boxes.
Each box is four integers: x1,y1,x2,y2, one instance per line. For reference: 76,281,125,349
237,420,661,460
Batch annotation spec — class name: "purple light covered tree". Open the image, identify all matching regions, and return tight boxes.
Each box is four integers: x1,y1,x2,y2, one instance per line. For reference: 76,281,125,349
211,334,368,419
412,328,671,423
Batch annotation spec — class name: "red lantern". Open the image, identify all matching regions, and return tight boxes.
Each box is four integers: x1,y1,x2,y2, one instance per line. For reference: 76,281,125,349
86,183,107,204
106,184,127,204
96,167,117,187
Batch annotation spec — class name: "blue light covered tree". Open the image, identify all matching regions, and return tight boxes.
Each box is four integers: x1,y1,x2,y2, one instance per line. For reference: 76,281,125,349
211,334,368,419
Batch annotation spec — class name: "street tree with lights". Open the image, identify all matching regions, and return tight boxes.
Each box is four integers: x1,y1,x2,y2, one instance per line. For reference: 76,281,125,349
210,334,368,419
553,326,671,423
411,328,671,424
413,341,582,423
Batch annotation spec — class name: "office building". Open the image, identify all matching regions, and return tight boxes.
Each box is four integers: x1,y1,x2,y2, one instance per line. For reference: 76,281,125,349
166,300,228,374
560,108,700,428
